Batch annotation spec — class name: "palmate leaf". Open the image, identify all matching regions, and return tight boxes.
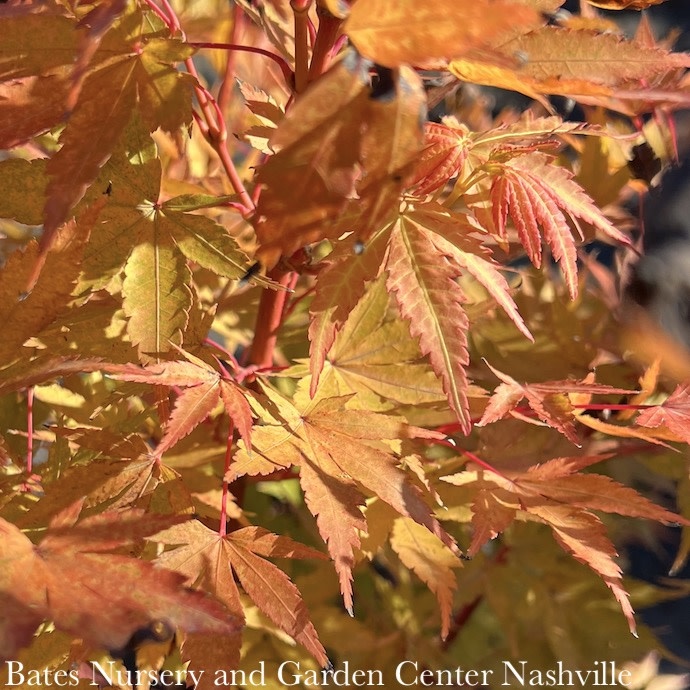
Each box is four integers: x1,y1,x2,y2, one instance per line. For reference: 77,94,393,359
478,362,634,445
78,120,262,292
385,202,531,433
109,353,253,454
0,502,240,661
442,455,688,634
71,118,264,359
230,383,456,615
390,517,462,640
43,4,195,236
490,151,630,298
154,521,328,677
409,121,470,198
312,273,446,408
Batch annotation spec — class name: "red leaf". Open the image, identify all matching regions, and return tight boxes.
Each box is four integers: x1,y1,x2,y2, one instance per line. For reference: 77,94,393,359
0,509,240,661
410,121,470,197
636,383,690,444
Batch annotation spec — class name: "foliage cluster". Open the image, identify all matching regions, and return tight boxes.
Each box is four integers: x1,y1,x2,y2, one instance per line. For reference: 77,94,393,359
3,0,690,687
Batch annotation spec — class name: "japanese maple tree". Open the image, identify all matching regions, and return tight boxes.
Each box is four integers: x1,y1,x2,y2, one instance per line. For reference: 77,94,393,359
2,0,690,686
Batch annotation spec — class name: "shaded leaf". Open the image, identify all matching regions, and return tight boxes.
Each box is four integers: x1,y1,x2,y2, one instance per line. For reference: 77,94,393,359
0,507,240,661
0,200,104,366
390,517,461,639
43,5,194,236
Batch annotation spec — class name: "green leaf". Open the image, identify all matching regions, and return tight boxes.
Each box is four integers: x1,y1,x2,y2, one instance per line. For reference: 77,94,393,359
122,228,192,360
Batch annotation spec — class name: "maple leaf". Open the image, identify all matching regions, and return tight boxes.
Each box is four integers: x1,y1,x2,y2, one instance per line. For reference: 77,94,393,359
108,351,253,455
230,384,456,614
155,521,328,669
0,200,104,367
0,502,240,661
42,4,195,237
308,232,389,395
409,121,470,198
450,26,690,114
385,202,531,433
442,455,688,634
490,151,630,297
310,273,446,407
345,0,542,68
70,117,267,358
636,384,690,444
255,55,425,268
478,363,634,445
390,517,462,639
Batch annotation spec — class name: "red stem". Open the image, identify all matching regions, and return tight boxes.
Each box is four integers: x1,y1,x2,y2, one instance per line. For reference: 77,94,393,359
26,387,34,473
246,269,293,368
219,420,235,537
217,6,244,114
144,1,255,213
308,8,344,83
570,403,653,411
291,0,312,93
188,41,293,85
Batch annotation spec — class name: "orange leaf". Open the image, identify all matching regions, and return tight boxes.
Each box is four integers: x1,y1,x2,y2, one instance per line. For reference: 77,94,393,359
155,521,327,666
386,218,471,432
479,363,634,444
155,383,221,457
530,503,637,634
0,506,240,661
345,0,542,67
490,151,630,298
299,451,367,615
231,385,456,611
410,121,470,197
450,26,690,112
109,356,253,450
